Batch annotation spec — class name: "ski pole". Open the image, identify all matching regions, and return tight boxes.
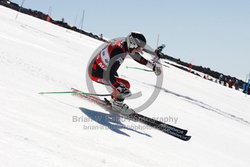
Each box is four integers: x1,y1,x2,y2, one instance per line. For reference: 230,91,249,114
126,66,153,72
38,91,113,97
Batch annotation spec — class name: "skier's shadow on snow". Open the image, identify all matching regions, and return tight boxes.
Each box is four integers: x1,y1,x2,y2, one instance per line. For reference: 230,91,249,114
79,107,151,137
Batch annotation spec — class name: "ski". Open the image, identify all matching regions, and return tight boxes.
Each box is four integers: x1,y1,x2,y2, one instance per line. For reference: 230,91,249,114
129,113,188,135
71,88,191,141
128,113,190,141
103,98,188,136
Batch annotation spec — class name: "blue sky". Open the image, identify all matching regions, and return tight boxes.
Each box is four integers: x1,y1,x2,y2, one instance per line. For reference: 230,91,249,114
11,0,250,80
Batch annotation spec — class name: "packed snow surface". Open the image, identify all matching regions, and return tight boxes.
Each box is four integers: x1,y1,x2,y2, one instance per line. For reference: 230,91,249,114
1,6,250,167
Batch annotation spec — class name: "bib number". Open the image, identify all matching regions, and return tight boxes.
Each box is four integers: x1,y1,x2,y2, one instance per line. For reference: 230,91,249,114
96,47,110,70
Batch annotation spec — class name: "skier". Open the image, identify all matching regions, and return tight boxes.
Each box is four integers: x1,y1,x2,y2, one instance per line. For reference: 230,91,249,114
88,32,162,115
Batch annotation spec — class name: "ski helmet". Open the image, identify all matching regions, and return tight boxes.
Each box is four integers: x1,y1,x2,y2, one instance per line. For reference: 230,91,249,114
126,32,146,50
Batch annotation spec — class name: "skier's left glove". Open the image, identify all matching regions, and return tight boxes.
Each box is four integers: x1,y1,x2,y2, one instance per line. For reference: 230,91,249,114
156,51,164,59
146,61,162,76
155,44,166,59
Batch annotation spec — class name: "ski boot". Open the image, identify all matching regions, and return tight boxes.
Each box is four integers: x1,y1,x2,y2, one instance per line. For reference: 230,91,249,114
110,98,134,116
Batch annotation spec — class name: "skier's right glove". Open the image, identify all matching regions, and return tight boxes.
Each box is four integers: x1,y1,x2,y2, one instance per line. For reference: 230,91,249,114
146,61,162,76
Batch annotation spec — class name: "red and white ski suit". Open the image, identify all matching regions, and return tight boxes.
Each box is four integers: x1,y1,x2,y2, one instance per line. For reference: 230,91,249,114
88,39,150,91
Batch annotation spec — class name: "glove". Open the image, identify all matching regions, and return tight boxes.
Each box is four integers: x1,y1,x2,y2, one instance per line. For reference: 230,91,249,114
155,44,166,59
146,61,162,76
156,51,164,59
153,64,162,76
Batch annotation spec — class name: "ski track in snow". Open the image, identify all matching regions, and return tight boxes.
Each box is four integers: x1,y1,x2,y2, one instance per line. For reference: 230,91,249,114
124,75,250,127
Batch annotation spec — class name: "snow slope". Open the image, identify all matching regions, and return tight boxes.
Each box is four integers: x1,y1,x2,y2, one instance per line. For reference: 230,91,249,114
1,6,250,167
